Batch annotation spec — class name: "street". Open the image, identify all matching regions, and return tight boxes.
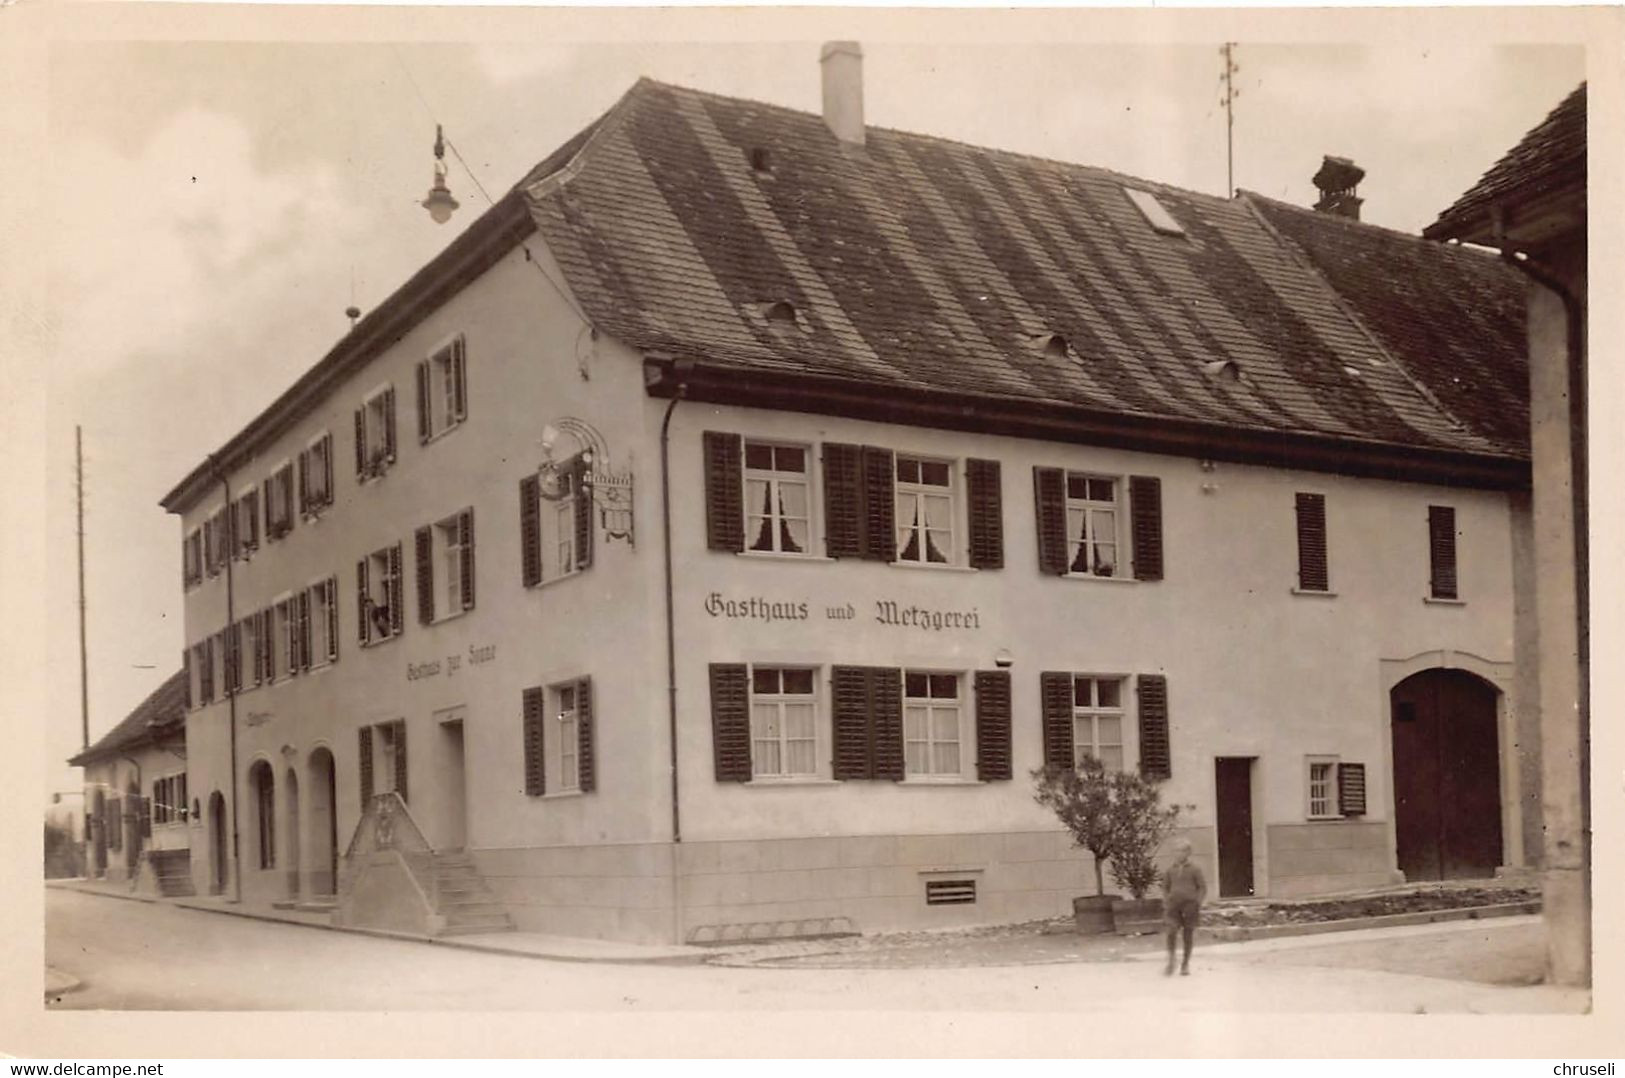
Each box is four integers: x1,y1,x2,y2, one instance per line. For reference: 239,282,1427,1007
44,888,1583,1014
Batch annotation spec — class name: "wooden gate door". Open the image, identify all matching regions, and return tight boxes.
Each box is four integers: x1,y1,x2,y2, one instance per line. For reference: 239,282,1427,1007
1391,669,1502,880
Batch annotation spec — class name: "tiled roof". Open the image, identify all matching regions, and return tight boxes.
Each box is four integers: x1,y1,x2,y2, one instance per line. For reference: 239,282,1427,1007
526,79,1522,462
69,671,187,767
1251,195,1528,453
1426,83,1586,240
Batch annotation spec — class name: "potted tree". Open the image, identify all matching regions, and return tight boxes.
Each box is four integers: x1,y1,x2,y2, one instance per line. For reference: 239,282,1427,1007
1105,782,1183,936
1032,757,1183,935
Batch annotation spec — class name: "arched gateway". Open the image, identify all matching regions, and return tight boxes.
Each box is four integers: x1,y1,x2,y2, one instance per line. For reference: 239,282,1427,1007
1390,669,1503,880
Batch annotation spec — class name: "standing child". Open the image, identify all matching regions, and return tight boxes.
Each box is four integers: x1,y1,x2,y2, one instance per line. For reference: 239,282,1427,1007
1161,838,1207,976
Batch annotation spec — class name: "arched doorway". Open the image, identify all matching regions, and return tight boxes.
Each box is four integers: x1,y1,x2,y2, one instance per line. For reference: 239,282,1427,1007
208,791,228,894
249,761,275,874
307,747,338,896
1390,669,1503,880
92,789,107,878
284,767,301,899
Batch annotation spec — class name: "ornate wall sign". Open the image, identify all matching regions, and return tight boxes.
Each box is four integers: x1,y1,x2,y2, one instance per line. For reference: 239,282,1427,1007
535,417,635,546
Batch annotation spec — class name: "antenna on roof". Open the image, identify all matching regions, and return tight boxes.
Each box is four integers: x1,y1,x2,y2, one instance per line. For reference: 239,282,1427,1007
1220,43,1241,198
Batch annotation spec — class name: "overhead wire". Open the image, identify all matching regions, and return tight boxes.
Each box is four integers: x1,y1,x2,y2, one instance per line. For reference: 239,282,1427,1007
387,44,599,333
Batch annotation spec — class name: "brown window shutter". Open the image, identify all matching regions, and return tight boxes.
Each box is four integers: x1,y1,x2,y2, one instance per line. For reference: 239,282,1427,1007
383,387,397,464
1338,762,1367,816
965,458,1004,569
831,665,873,779
246,490,260,550
255,609,268,683
870,667,905,780
1428,505,1458,599
321,433,334,505
576,676,595,793
1295,493,1329,591
1136,674,1171,780
520,475,542,587
298,449,310,517
416,361,431,443
974,670,1013,781
522,687,546,796
356,558,369,644
1039,671,1074,769
358,726,374,806
260,610,273,682
460,509,475,610
298,590,312,671
393,720,408,803
822,443,864,559
1033,467,1068,575
415,525,434,624
708,664,752,781
861,447,896,563
262,477,274,536
182,648,192,709
354,408,367,478
326,580,339,663
703,431,744,553
388,543,404,635
1130,475,1164,581
573,456,593,570
452,337,467,421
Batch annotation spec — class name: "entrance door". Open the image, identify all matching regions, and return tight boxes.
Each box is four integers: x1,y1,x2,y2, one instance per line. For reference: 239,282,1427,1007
439,719,467,851
284,768,301,899
209,792,228,895
1215,758,1255,898
1391,669,1503,880
308,748,338,896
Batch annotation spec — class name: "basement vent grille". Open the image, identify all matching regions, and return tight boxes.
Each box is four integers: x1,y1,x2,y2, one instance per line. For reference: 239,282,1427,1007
925,879,978,906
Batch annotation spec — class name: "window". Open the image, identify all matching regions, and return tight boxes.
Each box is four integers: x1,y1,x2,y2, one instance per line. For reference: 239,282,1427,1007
749,667,818,778
234,490,260,559
300,432,334,517
192,640,213,705
1427,505,1459,600
309,576,338,666
359,719,408,804
521,678,595,796
182,529,203,589
355,387,397,481
417,336,467,442
1071,677,1125,770
273,596,304,679
264,463,295,540
1065,474,1120,577
903,671,963,777
521,462,592,586
895,456,955,565
1295,492,1329,592
203,506,229,576
1307,757,1339,819
417,510,474,622
240,613,262,691
1123,187,1186,236
152,774,188,827
358,544,403,645
744,443,811,554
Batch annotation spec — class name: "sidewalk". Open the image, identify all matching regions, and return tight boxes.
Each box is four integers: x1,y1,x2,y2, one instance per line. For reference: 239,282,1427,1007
47,878,722,965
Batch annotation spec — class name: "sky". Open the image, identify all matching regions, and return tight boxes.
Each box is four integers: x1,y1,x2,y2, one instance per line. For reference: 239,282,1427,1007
36,22,1586,798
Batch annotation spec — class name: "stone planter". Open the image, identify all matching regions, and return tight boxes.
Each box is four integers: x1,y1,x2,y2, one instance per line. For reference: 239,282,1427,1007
1112,896,1164,936
1072,894,1118,935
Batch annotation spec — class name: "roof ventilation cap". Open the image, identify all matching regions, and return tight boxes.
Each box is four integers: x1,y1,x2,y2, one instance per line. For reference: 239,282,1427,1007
1202,358,1242,382
761,300,801,328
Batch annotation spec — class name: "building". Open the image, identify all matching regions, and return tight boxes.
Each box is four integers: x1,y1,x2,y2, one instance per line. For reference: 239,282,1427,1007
157,45,1535,944
1424,83,1589,987
68,670,195,896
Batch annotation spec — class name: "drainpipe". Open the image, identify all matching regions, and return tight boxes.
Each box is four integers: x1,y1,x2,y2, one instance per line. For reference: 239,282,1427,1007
658,359,692,943
206,452,243,903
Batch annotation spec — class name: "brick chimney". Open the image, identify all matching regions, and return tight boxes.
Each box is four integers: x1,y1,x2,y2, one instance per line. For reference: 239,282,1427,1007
820,41,865,146
1312,155,1365,220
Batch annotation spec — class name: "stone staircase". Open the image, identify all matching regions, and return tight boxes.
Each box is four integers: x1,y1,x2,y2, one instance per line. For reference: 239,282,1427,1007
148,848,196,897
432,852,514,936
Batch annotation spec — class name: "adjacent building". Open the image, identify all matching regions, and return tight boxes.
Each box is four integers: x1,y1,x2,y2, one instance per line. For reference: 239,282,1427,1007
1425,83,1589,987
154,46,1537,944
69,670,195,896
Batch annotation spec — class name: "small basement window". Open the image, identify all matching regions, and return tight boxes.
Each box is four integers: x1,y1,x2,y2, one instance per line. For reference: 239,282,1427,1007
1123,187,1186,237
924,878,978,906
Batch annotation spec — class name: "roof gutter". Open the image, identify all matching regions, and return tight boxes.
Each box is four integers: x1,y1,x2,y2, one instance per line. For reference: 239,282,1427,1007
642,361,1530,492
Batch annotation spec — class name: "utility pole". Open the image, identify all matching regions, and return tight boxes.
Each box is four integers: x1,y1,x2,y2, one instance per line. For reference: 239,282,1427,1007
76,426,89,751
1221,43,1241,198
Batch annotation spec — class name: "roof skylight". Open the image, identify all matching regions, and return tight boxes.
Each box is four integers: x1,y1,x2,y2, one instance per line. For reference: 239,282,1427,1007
1123,188,1186,237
